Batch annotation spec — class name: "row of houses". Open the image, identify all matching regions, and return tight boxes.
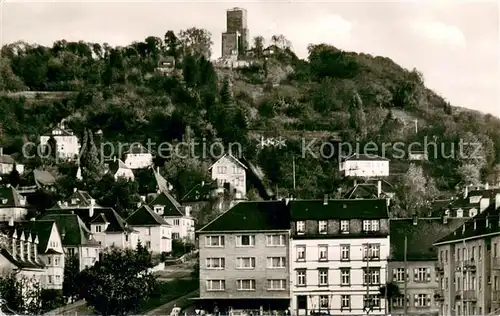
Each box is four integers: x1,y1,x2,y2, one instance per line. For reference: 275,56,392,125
194,186,500,316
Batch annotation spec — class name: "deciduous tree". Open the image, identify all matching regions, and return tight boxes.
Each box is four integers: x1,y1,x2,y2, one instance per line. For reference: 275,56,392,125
178,28,213,59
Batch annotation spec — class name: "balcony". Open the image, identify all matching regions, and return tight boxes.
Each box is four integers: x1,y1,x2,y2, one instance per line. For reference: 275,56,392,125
463,260,476,273
434,289,445,302
462,290,477,302
435,262,444,274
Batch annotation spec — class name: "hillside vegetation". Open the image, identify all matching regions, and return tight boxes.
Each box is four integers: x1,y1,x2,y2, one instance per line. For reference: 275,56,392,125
1,29,499,217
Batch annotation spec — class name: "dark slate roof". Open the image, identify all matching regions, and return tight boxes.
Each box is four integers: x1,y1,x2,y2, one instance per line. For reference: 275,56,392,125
343,184,384,199
16,220,57,254
0,186,26,208
44,207,135,233
198,200,290,232
64,190,101,208
449,198,479,209
468,188,500,199
240,157,274,200
181,181,218,203
148,191,184,217
389,217,467,261
153,169,172,192
289,199,389,220
434,205,500,245
127,205,169,226
33,169,56,187
343,153,390,161
0,225,45,269
42,126,74,137
39,213,100,247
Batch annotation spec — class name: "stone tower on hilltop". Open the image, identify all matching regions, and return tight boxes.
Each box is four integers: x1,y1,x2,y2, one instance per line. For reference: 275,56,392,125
221,7,249,58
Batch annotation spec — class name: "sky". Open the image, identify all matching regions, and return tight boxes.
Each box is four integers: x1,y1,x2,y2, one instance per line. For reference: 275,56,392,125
1,0,499,117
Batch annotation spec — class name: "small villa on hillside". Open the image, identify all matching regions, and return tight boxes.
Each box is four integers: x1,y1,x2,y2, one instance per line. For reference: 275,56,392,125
39,122,80,159
106,158,135,181
149,191,195,241
340,153,390,178
0,184,29,222
209,153,247,199
0,149,24,175
127,205,172,253
123,144,153,170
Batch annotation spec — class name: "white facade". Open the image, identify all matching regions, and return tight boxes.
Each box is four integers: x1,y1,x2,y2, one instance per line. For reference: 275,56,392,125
40,128,80,159
209,154,247,197
124,153,153,170
113,167,135,180
163,216,195,241
40,224,65,290
341,160,390,178
0,162,24,175
133,225,172,253
89,223,139,250
65,246,100,271
290,237,390,316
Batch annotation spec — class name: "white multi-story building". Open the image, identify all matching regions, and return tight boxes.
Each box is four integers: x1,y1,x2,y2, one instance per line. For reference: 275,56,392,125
340,154,390,178
123,144,153,170
289,198,391,316
127,205,172,253
209,153,247,198
39,123,80,159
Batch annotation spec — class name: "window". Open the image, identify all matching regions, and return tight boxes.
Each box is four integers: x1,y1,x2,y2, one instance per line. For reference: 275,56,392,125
48,276,53,284
55,275,60,283
364,295,380,308
266,234,285,246
414,268,431,282
172,233,180,239
267,257,286,268
267,279,286,290
205,236,224,247
341,269,350,286
297,246,306,261
318,269,328,286
363,268,380,285
296,221,305,233
125,234,129,242
340,220,349,233
392,296,405,308
297,296,307,310
174,219,180,226
154,206,163,214
318,220,327,234
48,257,52,265
146,228,151,236
341,295,350,309
206,258,225,269
146,241,151,249
95,225,102,233
237,279,255,291
393,268,406,282
236,235,255,247
363,244,380,260
319,295,329,309
206,280,225,291
237,257,256,269
414,294,431,307
341,245,350,261
363,220,380,231
54,257,59,266
318,245,328,261
296,270,306,286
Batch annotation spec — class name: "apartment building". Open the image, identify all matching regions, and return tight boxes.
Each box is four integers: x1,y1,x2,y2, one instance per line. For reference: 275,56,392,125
196,200,291,315
434,204,500,316
388,216,466,316
289,198,390,316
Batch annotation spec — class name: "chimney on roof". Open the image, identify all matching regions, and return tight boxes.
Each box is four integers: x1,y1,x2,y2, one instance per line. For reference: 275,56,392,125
201,181,205,187
0,148,2,156
73,187,77,193
5,183,10,188
323,194,328,205
443,214,448,224
89,198,95,217
353,179,357,186
113,156,116,162
156,166,159,174
412,214,418,226
464,185,469,199
8,218,13,227
485,183,490,190
377,180,382,198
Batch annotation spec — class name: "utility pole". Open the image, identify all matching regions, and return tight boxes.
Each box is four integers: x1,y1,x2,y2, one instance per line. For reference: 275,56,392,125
462,240,467,316
292,156,296,190
414,119,418,134
403,235,408,316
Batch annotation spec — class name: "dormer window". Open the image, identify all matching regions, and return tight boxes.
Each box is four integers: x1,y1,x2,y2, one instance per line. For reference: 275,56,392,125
95,225,102,233
154,206,163,214
296,221,305,234
1,199,7,204
71,199,77,204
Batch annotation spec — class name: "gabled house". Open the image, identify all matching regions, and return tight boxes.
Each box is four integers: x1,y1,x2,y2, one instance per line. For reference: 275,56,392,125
443,186,500,218
38,213,100,271
47,191,139,249
0,222,46,288
149,191,195,241
343,180,394,200
123,144,153,170
33,169,57,189
39,123,80,159
340,153,390,178
127,205,172,254
0,148,24,175
17,220,65,290
0,184,29,222
209,153,247,198
106,158,135,181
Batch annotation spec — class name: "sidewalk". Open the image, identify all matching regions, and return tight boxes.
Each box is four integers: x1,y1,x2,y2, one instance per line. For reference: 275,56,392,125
146,290,199,316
